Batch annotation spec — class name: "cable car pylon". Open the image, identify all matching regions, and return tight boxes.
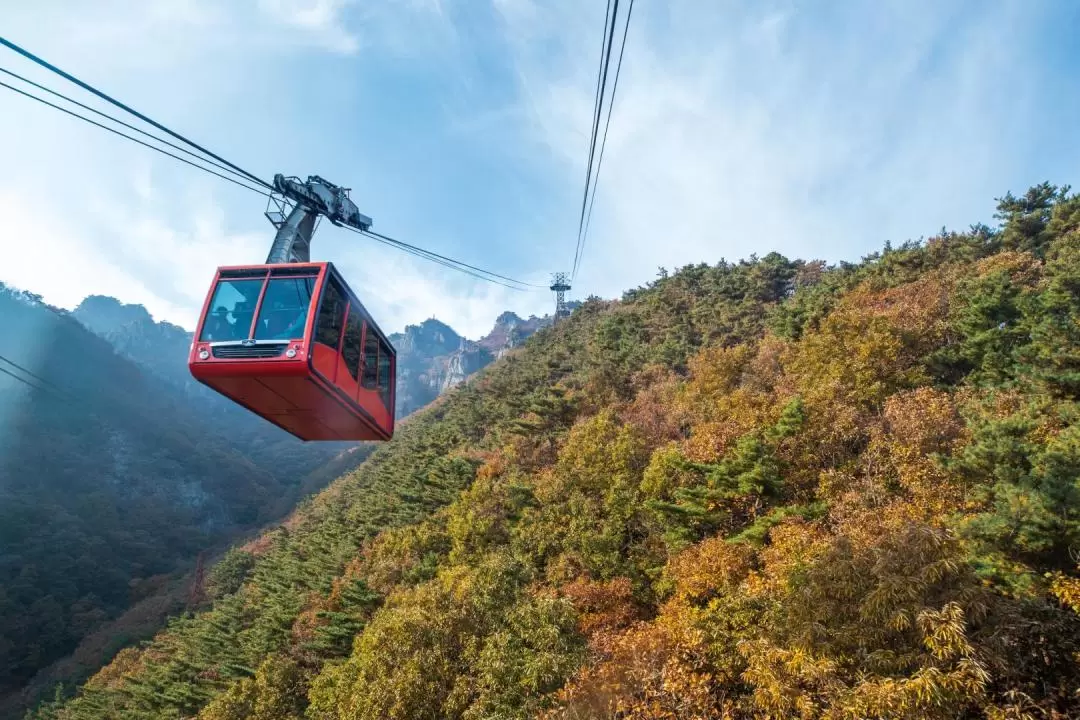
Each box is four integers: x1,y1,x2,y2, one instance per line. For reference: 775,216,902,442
550,272,572,323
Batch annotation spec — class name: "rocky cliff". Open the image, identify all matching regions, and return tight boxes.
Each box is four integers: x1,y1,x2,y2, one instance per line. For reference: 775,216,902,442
391,311,552,415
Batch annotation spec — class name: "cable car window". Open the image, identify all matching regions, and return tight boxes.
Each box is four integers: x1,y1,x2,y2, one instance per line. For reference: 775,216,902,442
361,330,379,389
199,278,264,342
315,278,347,349
378,342,392,406
342,310,363,381
254,277,315,340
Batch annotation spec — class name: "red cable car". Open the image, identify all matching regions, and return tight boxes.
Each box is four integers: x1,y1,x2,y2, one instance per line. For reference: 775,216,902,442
188,174,395,441
189,262,395,441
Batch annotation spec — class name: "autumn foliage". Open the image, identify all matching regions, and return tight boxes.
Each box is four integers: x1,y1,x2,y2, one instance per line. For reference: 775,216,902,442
32,185,1080,719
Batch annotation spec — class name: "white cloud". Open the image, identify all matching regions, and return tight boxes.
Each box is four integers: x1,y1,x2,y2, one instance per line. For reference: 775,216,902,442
325,228,552,339
257,0,361,54
4,0,1078,346
0,190,189,321
82,178,270,324
493,0,1079,301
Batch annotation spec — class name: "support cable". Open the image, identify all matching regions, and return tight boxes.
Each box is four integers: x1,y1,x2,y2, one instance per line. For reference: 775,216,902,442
0,79,270,196
0,354,69,396
0,37,542,291
0,355,67,399
573,0,614,268
0,66,267,190
575,0,635,281
571,0,620,280
0,35,272,190
353,227,543,291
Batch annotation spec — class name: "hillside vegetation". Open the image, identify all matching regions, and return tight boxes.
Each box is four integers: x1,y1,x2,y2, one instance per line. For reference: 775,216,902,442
0,291,368,715
0,284,538,718
33,183,1080,719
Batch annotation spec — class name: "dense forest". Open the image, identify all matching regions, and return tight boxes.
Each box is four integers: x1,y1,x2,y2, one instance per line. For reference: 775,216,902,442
0,287,541,718
0,289,372,714
27,183,1080,718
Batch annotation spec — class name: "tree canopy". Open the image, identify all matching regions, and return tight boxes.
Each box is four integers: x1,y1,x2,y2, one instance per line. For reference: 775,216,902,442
28,184,1080,720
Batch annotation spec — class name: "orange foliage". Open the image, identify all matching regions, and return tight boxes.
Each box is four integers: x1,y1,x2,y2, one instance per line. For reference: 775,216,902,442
82,647,145,691
682,420,746,464
678,345,756,425
744,520,831,600
1049,568,1080,615
473,449,510,483
357,518,448,595
782,273,954,461
620,364,686,449
882,387,969,514
972,250,1041,286
665,536,756,605
542,618,724,720
826,387,970,532
678,341,786,463
546,536,762,719
557,577,642,642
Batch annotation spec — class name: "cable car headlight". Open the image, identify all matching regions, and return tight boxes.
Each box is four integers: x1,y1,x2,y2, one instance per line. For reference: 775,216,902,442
286,347,297,358
198,349,210,360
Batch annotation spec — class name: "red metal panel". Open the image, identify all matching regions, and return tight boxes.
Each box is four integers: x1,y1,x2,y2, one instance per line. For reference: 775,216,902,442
311,343,338,384
335,303,360,402
357,387,392,433
190,268,222,350
302,263,328,346
191,364,387,441
189,262,394,442
388,353,396,433
213,375,297,414
333,353,359,402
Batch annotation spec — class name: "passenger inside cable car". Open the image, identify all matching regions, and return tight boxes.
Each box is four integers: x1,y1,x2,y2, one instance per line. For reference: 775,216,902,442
256,276,315,340
200,279,263,343
189,263,396,441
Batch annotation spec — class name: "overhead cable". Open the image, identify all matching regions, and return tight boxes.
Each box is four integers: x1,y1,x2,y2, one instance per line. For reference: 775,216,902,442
0,354,66,399
0,37,538,291
577,0,635,279
0,353,69,396
572,0,620,281
0,79,270,196
353,227,543,291
364,229,546,289
0,66,266,190
0,35,272,190
573,0,614,275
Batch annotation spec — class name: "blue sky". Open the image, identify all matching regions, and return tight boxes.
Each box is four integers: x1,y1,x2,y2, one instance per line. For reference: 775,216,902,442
1,0,1079,338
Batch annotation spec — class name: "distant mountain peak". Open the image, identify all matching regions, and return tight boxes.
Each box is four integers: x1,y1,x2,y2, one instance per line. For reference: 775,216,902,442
477,310,550,354
74,295,154,335
392,318,462,357
494,310,522,326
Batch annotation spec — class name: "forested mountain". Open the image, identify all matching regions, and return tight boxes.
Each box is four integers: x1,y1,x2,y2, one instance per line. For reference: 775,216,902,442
71,295,356,486
0,288,320,706
28,183,1080,719
73,296,546,424
0,289,548,718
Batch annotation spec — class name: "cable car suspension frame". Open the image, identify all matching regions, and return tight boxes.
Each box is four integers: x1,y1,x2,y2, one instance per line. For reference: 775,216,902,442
264,174,373,264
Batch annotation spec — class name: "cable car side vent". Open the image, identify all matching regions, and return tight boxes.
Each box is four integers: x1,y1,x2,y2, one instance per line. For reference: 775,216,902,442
212,342,288,359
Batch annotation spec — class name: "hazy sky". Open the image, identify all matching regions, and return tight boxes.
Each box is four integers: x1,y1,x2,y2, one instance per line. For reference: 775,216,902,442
1,0,1078,338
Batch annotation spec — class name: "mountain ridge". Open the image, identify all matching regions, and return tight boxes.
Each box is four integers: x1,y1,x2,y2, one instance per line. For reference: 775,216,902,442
0,285,302,711
31,184,1080,719
0,289,558,718
73,297,555,419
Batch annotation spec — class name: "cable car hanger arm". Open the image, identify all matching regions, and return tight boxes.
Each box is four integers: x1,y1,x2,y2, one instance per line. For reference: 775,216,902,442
264,174,372,264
